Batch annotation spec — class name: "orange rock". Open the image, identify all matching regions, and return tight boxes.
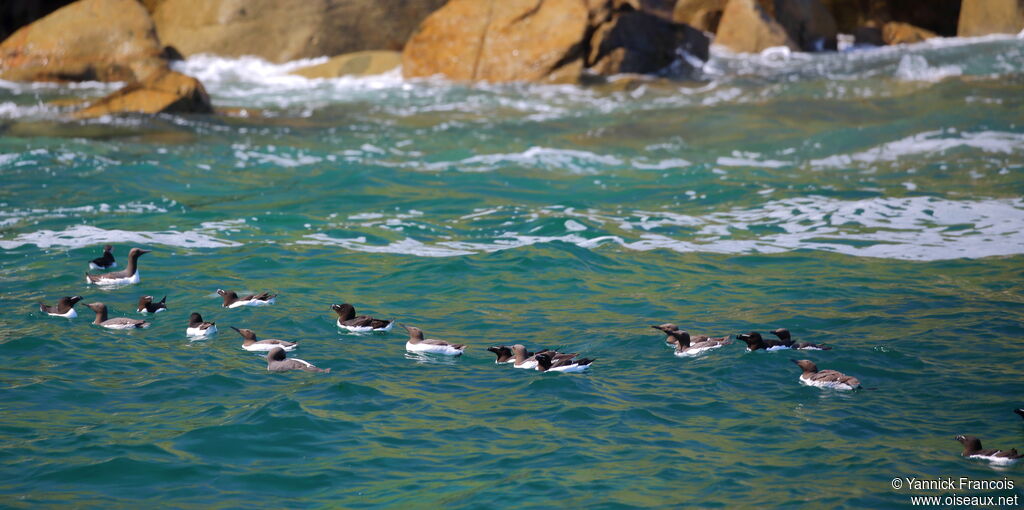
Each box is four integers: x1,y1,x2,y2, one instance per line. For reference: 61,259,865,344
673,0,728,33
0,0,166,83
402,0,589,83
151,0,446,63
882,21,936,45
958,0,1024,37
715,0,796,53
74,69,212,119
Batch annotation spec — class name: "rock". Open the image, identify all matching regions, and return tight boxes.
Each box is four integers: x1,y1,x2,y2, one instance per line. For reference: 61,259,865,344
151,0,446,63
673,0,728,33
714,0,796,53
402,0,589,83
588,11,709,76
773,0,838,51
291,51,401,79
0,0,166,83
74,69,212,119
852,25,884,46
958,0,1024,37
823,0,960,37
882,21,936,45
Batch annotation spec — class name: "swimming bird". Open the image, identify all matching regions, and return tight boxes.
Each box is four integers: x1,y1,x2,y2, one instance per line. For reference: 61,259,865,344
652,324,728,348
955,435,1021,465
509,344,576,369
487,345,515,364
535,353,594,373
230,326,296,352
186,312,217,338
218,289,277,308
85,302,149,329
1016,408,1024,420
672,330,731,357
738,331,830,352
402,325,464,356
266,347,330,373
770,328,831,350
85,247,149,286
39,295,83,318
89,244,116,270
136,295,167,314
791,359,860,390
332,303,393,332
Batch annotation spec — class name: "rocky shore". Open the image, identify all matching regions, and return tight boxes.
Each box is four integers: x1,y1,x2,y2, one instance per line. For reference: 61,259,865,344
1,0,1021,118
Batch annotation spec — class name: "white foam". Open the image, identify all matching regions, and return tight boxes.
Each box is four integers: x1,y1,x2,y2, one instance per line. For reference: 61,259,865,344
0,224,239,250
809,130,1024,168
894,54,962,81
299,197,1024,261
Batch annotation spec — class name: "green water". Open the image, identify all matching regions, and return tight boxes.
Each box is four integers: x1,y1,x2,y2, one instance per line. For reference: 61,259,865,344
1,38,1023,508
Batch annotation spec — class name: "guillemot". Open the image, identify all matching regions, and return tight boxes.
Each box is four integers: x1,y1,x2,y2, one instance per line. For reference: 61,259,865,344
535,353,594,373
85,247,149,286
39,295,83,318
218,289,277,308
186,312,217,338
737,331,830,352
791,359,860,390
1015,408,1024,420
136,295,167,314
85,302,149,329
331,303,393,332
771,329,831,350
266,347,330,373
509,344,576,369
487,345,515,364
652,324,728,349
230,326,296,352
89,245,116,270
402,325,465,355
670,330,731,357
955,435,1021,465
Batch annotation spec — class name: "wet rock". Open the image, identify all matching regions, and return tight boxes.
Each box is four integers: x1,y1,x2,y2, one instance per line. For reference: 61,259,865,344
151,0,446,63
673,0,728,32
715,0,796,53
402,0,589,83
852,25,884,47
774,0,838,51
882,21,936,45
291,51,402,79
588,11,709,76
958,0,1024,37
0,0,166,83
823,0,960,37
74,69,212,119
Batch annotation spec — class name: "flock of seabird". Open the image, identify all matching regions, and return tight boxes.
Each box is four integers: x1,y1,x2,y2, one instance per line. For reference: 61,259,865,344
37,245,1022,465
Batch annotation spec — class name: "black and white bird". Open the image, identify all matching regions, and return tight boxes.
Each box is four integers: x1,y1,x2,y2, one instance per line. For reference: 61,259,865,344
89,244,116,270
136,295,167,314
186,312,217,338
85,302,149,329
266,347,329,373
791,359,860,390
39,295,83,318
955,435,1021,465
85,247,149,286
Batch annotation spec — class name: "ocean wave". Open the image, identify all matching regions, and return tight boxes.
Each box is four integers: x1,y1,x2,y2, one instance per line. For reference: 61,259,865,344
0,224,239,250
809,130,1024,169
297,197,1024,261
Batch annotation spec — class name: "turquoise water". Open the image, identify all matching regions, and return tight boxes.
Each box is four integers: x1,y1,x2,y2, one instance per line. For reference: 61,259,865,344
2,37,1023,508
